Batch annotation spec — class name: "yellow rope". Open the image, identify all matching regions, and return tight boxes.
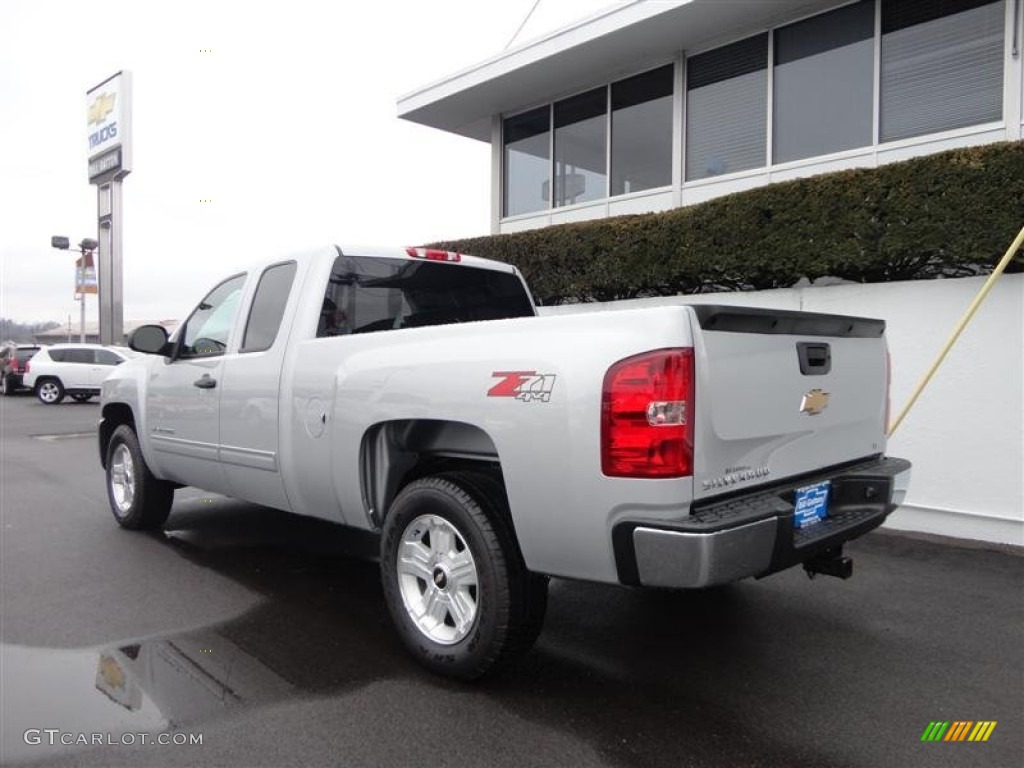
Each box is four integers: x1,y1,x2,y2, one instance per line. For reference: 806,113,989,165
888,224,1024,436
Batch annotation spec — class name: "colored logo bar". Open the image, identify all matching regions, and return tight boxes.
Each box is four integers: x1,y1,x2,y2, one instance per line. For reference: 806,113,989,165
921,721,997,742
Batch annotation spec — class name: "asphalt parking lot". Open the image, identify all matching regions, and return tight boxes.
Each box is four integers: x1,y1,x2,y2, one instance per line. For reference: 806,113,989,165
1,392,1021,768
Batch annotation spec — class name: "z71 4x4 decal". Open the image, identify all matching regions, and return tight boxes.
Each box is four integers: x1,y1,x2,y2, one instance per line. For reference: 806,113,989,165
488,371,557,403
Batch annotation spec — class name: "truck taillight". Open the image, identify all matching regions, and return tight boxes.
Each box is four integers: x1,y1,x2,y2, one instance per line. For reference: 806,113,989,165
405,247,461,263
601,348,694,478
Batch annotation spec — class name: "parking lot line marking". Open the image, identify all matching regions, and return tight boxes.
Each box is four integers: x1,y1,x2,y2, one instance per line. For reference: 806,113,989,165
30,432,95,441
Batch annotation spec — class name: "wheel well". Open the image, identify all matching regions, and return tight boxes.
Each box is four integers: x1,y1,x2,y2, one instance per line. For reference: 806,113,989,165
99,403,135,469
361,420,509,530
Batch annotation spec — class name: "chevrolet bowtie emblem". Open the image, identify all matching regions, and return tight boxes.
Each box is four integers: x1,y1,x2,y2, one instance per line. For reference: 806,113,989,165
800,389,830,416
88,93,116,125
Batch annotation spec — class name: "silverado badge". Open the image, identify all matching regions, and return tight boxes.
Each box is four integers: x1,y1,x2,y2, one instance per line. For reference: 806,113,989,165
800,389,830,416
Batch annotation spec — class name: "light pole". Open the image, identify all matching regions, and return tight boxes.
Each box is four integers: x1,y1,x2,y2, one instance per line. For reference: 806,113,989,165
50,236,98,343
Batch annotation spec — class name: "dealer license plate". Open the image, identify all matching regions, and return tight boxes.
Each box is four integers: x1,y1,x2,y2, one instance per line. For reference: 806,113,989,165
794,481,830,529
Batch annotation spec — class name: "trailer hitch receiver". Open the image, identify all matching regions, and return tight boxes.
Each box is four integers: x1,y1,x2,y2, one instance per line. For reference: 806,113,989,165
804,547,853,580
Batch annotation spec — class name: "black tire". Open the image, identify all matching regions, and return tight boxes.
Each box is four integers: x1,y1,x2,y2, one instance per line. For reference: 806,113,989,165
70,393,93,402
0,374,10,396
105,424,174,530
380,471,548,680
36,378,65,404
450,471,548,651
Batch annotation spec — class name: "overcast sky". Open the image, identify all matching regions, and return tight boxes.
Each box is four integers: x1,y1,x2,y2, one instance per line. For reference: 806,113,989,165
0,0,620,325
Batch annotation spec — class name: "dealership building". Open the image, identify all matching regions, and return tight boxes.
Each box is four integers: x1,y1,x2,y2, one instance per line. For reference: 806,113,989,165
399,0,1023,235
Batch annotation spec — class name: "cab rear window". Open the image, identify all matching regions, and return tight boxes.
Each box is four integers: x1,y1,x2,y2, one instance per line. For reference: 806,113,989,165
318,254,534,337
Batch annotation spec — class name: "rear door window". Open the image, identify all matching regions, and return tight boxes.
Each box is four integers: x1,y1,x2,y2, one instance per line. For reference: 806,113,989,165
95,349,125,366
64,349,94,364
241,262,297,353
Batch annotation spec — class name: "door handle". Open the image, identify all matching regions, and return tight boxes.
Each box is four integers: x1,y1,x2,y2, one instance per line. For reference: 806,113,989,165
193,374,217,389
797,342,831,375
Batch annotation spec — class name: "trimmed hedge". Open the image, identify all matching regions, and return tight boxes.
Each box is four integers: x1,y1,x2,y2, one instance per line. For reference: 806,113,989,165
430,141,1024,305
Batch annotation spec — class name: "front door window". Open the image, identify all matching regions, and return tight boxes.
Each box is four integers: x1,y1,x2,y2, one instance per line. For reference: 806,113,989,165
179,275,246,358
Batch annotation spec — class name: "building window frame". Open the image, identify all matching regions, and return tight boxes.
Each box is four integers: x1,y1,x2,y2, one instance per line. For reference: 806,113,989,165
552,86,609,208
879,0,1006,143
497,0,1012,223
611,65,675,198
501,104,553,218
771,0,877,165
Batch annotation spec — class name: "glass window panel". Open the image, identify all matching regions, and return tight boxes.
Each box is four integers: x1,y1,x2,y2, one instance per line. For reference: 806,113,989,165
553,88,607,207
319,255,534,338
241,262,297,353
180,274,246,358
611,65,674,196
882,0,997,32
95,349,124,365
686,34,768,181
65,348,93,364
503,107,550,217
773,1,875,164
880,0,1004,142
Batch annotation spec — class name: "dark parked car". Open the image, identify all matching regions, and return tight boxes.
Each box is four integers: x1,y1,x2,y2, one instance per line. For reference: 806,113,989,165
0,343,44,395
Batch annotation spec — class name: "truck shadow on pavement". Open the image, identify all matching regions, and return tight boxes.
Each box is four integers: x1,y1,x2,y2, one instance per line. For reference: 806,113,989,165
144,497,847,767
53,494,1018,768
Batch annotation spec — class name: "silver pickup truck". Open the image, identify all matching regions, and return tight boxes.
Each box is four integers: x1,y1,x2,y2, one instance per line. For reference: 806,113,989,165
100,245,911,679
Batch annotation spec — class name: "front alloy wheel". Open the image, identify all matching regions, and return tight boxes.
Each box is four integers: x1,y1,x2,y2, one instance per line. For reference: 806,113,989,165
109,443,137,516
105,424,174,530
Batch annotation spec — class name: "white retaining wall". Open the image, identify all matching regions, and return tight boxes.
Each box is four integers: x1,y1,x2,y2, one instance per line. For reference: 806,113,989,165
539,274,1024,545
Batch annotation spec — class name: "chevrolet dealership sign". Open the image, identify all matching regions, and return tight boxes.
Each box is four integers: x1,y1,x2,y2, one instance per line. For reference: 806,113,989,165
86,71,132,182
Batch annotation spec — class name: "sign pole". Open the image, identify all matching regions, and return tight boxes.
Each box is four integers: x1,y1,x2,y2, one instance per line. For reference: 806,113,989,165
86,71,131,346
97,184,111,343
96,181,123,344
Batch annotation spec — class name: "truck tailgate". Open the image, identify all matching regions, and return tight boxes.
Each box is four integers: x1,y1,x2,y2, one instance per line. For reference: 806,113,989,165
688,305,888,501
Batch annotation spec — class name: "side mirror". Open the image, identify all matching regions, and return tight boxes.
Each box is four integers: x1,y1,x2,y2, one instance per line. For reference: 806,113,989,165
129,325,172,356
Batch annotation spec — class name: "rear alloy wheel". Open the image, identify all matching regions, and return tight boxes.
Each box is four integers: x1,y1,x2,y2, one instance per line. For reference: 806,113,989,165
396,513,481,646
106,424,174,530
36,378,65,405
380,472,547,680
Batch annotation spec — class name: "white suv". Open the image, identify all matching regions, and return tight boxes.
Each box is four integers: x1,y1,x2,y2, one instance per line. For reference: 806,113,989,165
24,344,137,404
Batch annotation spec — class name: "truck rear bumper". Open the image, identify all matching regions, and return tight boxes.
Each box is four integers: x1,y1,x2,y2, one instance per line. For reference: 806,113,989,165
615,456,912,588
